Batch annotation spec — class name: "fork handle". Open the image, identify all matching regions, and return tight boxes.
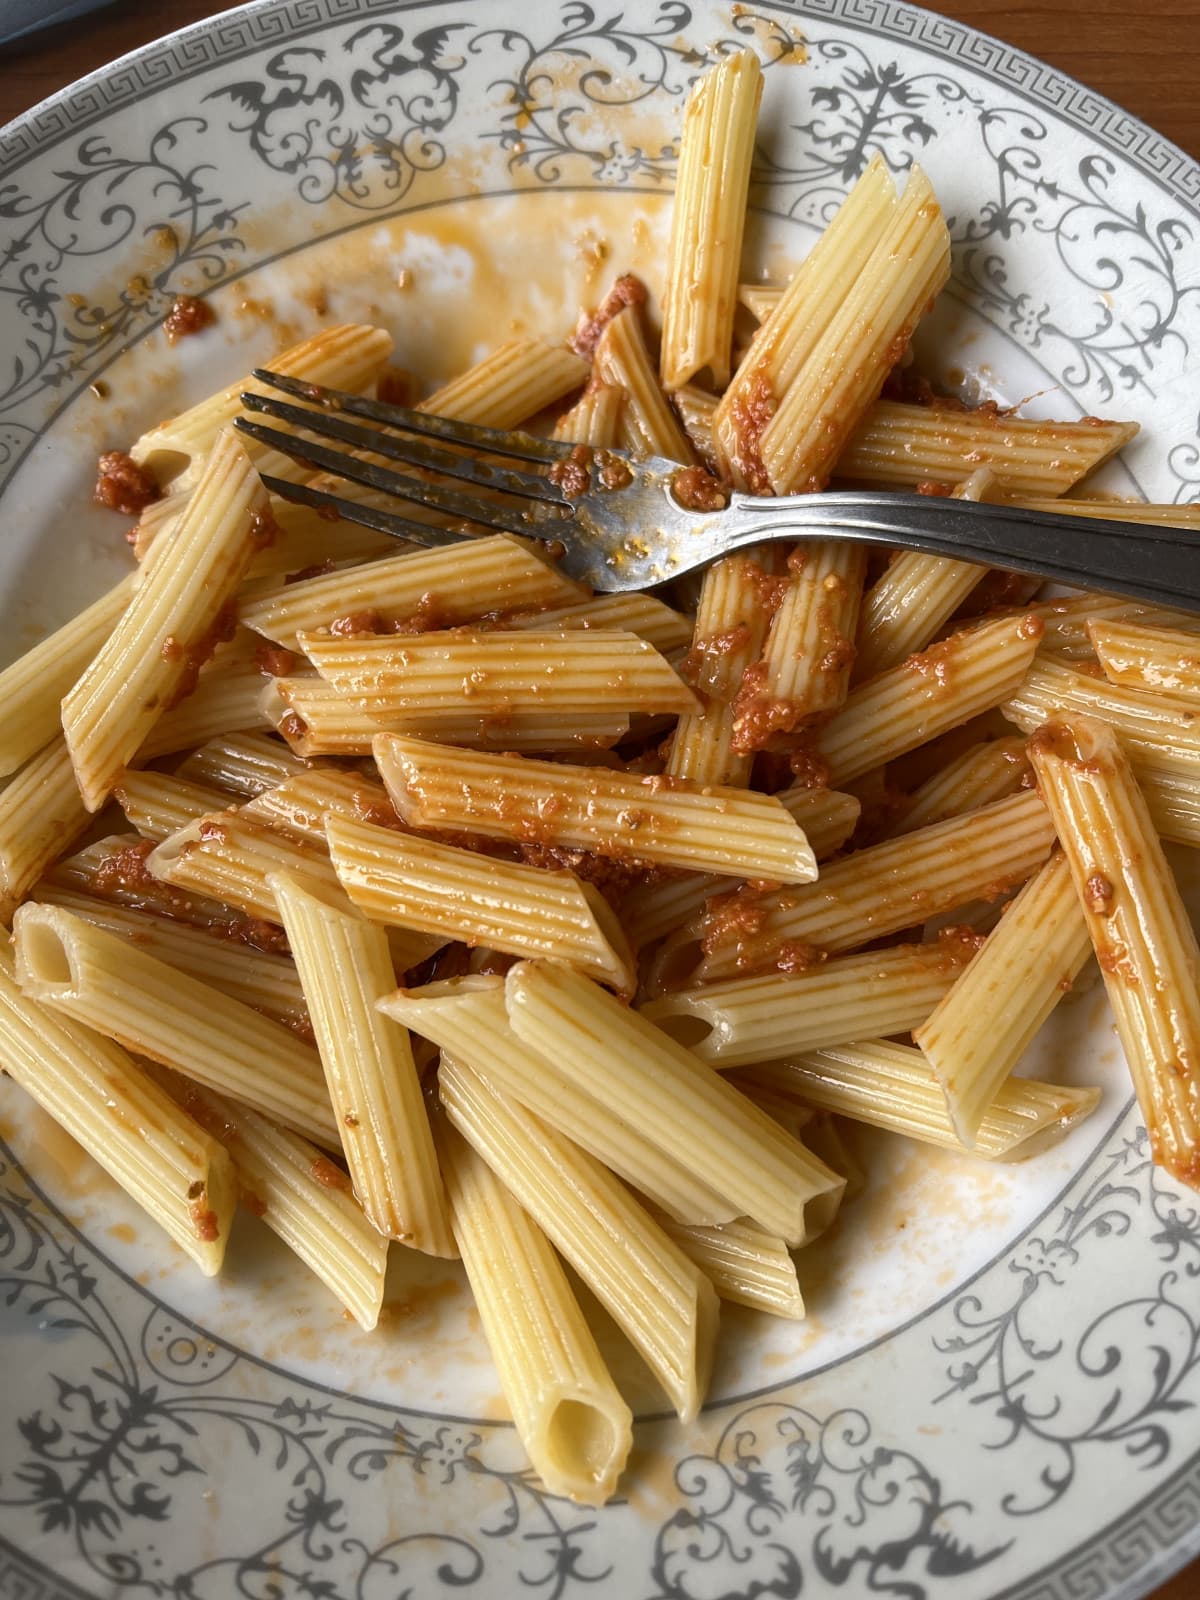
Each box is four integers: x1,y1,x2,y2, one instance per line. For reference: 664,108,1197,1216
728,491,1200,612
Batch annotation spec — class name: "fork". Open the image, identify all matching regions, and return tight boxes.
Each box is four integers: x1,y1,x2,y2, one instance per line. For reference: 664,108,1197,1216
234,371,1200,610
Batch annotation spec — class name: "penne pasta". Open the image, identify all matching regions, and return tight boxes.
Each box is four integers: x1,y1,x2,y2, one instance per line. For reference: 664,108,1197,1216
501,961,845,1245
732,542,865,748
135,632,276,760
374,733,818,883
736,282,783,322
1139,768,1200,850
1027,716,1200,1187
63,430,270,810
436,1116,633,1502
736,1045,1101,1160
0,738,92,924
698,789,1057,979
439,1052,717,1423
0,944,236,1274
813,612,1043,786
45,834,261,939
757,166,951,494
115,772,234,842
713,155,896,490
649,1212,804,1320
421,337,588,426
642,939,973,1066
298,627,698,719
834,402,1139,495
1008,495,1200,529
1003,657,1200,780
147,808,344,925
270,871,455,1253
853,467,997,680
172,1077,389,1329
327,812,636,993
174,730,310,797
0,573,136,778
238,535,586,651
505,592,693,655
915,850,1093,1143
13,904,339,1146
670,382,719,466
660,49,762,390
1088,618,1200,699
552,381,625,448
241,768,393,841
1028,593,1200,660
594,306,694,462
130,323,395,488
891,736,1031,836
27,885,309,1031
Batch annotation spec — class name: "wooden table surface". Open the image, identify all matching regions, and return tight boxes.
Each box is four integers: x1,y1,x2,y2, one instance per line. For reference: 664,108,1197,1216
1,4,1197,1599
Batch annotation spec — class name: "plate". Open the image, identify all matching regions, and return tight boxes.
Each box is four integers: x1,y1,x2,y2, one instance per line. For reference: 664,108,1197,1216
1,3,1199,1597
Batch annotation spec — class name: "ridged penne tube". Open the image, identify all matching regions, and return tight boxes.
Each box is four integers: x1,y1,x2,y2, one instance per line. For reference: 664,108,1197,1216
506,593,693,655
1027,716,1200,1187
265,675,629,757
713,156,896,490
699,790,1057,980
737,1045,1101,1161
0,738,91,923
736,283,783,322
327,813,635,994
733,542,866,748
552,382,624,447
242,769,394,841
594,306,694,462
759,167,950,494
130,323,395,487
136,637,276,760
1008,496,1200,529
1002,658,1200,779
13,905,339,1146
814,613,1044,786
0,574,136,778
893,736,1031,836
63,431,269,810
27,886,309,1031
239,535,586,651
0,945,236,1275
45,834,265,939
834,401,1139,495
175,730,310,797
668,552,783,786
375,734,818,883
115,773,234,842
438,1053,717,1423
135,492,396,577
173,1079,388,1329
437,1117,633,1502
504,962,845,1245
298,628,699,719
650,1213,803,1320
421,338,588,426
131,489,188,561
670,383,718,465
1029,594,1200,660
1140,769,1200,849
642,940,971,1066
619,788,860,952
1088,619,1200,699
853,469,996,680
269,871,454,1253
915,850,1092,1143
660,49,762,390
381,977,742,1225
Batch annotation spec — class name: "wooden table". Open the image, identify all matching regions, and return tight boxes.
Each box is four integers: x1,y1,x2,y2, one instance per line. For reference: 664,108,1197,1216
0,5,1197,1599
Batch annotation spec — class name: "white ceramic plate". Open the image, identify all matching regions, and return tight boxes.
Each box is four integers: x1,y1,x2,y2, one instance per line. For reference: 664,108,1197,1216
1,3,1199,1596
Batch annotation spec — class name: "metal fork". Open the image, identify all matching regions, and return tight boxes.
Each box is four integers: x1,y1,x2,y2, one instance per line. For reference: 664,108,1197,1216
234,372,1200,609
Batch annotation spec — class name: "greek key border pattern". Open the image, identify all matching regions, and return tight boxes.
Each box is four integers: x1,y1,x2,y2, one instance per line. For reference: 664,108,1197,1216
997,1450,1200,1600
0,1538,92,1600
0,0,1197,206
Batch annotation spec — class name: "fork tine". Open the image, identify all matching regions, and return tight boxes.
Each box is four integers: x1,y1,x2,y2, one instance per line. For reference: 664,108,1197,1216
250,369,580,466
240,390,569,505
235,418,546,537
259,475,476,550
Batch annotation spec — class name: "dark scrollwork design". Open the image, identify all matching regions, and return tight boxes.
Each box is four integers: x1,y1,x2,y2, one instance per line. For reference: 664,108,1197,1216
0,119,244,423
206,22,470,210
935,1128,1200,1517
649,1403,1008,1599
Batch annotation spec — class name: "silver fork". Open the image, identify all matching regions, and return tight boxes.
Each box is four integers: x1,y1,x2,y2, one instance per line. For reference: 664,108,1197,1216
234,371,1200,610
